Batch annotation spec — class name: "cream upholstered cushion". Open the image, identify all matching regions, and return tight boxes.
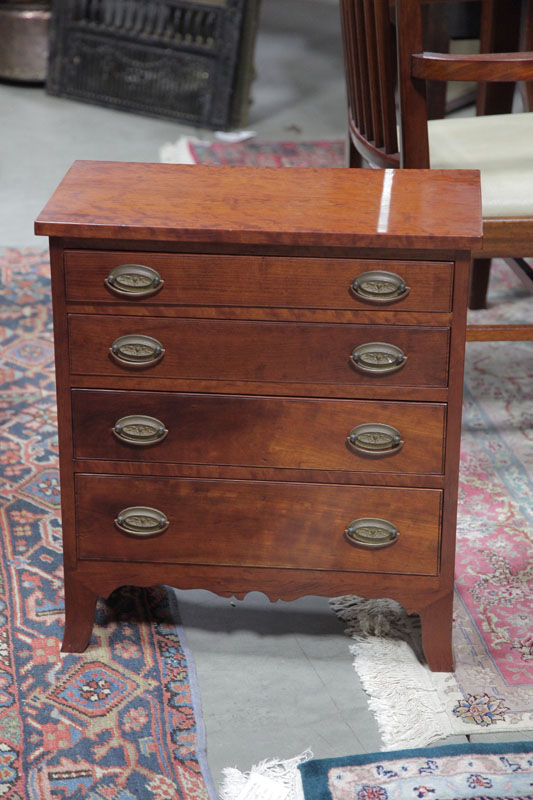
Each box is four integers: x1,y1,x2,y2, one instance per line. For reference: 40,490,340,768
428,112,533,218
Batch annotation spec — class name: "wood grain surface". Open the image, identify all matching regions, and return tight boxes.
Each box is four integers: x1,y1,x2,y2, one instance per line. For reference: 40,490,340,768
65,251,454,312
34,161,482,249
75,474,442,576
69,315,451,387
36,161,481,672
71,389,446,474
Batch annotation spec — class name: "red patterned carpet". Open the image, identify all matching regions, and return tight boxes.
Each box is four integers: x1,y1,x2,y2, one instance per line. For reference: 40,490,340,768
189,138,345,167
0,248,215,799
331,268,533,747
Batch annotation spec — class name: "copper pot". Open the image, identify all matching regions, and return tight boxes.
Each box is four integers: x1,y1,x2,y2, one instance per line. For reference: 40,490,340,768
0,3,51,82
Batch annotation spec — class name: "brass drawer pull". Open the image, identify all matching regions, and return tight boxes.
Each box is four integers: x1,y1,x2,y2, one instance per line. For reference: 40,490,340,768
115,506,169,537
344,517,399,549
350,342,407,375
351,270,409,304
104,264,163,298
113,415,168,446
109,334,165,367
347,423,403,457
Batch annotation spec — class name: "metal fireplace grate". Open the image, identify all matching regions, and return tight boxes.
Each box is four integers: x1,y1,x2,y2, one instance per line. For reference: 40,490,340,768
46,0,260,129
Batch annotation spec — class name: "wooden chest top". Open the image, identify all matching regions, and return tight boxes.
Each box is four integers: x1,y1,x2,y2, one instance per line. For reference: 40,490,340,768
34,161,482,249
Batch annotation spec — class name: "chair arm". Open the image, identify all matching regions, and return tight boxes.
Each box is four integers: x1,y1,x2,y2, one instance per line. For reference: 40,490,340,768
412,51,533,81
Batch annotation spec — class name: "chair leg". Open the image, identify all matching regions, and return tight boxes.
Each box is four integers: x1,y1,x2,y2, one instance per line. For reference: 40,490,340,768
523,0,533,112
346,131,363,168
469,258,492,309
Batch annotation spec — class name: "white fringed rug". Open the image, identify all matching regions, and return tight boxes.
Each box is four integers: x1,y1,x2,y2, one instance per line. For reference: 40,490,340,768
219,751,312,800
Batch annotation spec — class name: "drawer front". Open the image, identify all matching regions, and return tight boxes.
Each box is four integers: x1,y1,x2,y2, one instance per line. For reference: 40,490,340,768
69,316,450,388
64,251,453,312
72,390,446,474
76,475,442,575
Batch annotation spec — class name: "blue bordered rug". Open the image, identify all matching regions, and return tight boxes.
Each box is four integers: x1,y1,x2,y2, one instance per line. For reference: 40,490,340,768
0,247,217,799
297,741,533,800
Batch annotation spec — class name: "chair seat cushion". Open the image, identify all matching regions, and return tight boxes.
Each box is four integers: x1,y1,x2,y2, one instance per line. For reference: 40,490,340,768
428,112,533,218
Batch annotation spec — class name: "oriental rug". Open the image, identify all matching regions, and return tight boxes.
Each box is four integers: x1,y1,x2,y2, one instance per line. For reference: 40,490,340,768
181,136,533,750
0,248,216,799
189,138,345,167
162,136,345,168
297,740,533,800
330,259,533,749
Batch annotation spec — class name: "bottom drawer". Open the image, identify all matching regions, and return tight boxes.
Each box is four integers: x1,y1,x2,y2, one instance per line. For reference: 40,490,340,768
76,475,442,576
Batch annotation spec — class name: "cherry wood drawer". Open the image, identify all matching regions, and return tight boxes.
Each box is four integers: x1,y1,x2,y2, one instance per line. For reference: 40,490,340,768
71,390,446,474
75,475,442,575
64,251,454,312
68,316,450,388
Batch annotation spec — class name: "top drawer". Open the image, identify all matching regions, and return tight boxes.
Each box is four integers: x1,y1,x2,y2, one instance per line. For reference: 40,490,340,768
64,251,453,312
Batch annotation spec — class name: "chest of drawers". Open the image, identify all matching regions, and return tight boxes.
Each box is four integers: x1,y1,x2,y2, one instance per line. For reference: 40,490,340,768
35,161,481,671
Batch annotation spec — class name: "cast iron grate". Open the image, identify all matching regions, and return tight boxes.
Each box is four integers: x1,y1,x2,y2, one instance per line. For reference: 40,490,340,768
46,0,259,129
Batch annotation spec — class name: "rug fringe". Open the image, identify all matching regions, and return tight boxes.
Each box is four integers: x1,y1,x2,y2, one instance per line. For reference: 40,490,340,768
159,135,209,164
219,749,313,800
330,596,453,750
349,637,454,749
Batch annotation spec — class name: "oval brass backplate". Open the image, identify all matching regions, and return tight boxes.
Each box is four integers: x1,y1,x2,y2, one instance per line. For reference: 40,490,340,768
109,334,165,368
351,270,410,304
344,517,399,549
105,264,164,298
114,506,169,537
113,415,168,446
347,423,403,457
350,342,407,375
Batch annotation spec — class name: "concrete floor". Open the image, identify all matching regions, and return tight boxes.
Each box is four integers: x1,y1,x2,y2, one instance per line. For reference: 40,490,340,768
0,0,347,247
1,0,528,792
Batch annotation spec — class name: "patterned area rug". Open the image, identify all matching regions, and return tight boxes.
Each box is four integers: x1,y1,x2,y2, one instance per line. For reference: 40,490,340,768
0,249,215,799
160,136,345,168
297,740,533,800
329,260,533,749
189,138,345,167
184,137,533,750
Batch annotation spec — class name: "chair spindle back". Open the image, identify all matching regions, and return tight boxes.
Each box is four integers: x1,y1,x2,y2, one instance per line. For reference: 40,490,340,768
340,0,399,166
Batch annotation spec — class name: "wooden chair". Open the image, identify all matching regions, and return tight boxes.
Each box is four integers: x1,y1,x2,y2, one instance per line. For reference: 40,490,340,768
340,0,533,341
